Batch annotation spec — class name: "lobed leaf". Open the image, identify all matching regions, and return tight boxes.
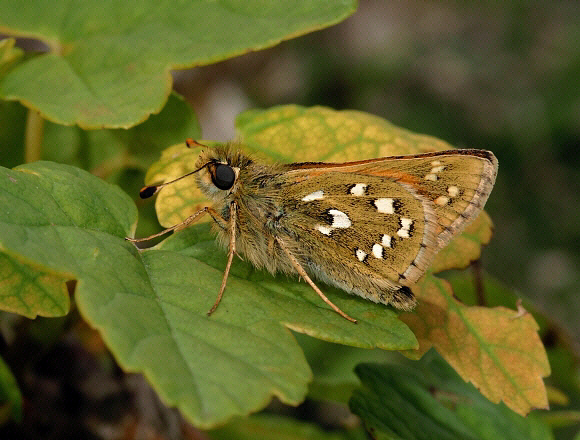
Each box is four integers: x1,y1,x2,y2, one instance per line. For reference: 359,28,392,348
0,91,200,176
0,160,417,428
0,1,356,128
350,358,554,440
0,106,550,426
236,105,455,161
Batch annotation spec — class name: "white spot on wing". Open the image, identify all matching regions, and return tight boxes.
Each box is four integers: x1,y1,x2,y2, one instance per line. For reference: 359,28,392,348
431,160,442,166
302,190,324,202
381,234,392,248
372,243,383,259
374,198,395,214
315,210,351,235
447,186,459,197
431,165,446,173
356,249,367,262
350,183,367,196
424,173,438,181
435,195,449,206
329,209,351,228
397,218,413,238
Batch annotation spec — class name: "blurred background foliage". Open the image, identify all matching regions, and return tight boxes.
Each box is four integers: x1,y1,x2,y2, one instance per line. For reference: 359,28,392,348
1,1,579,438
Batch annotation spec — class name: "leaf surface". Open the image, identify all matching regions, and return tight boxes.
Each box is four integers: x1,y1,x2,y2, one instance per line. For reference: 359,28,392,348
399,215,550,415
208,414,349,440
0,1,356,128
148,104,458,227
0,252,70,318
0,160,416,428
350,358,554,440
235,105,550,416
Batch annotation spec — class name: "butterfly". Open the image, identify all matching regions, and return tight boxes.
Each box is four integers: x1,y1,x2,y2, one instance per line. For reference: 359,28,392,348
130,139,498,323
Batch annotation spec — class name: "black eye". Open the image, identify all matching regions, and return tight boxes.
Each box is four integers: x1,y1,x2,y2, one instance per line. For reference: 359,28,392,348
212,164,236,190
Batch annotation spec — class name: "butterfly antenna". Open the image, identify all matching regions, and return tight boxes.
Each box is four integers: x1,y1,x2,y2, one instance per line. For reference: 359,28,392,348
140,169,199,199
143,167,213,200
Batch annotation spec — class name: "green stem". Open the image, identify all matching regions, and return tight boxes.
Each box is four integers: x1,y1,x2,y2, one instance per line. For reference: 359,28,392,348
24,109,45,163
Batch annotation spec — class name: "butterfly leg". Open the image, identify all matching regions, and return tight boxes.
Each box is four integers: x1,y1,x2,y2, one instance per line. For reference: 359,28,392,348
276,237,357,323
207,201,237,316
126,206,223,243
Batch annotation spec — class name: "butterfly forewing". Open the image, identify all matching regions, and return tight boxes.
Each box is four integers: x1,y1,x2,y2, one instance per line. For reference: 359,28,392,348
274,149,497,304
278,175,437,283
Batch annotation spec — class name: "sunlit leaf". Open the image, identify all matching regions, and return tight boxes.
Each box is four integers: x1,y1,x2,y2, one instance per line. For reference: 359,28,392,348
399,273,550,415
148,104,457,227
0,2,356,128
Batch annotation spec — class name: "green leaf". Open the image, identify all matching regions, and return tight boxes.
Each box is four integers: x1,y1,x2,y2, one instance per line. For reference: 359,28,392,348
0,1,356,128
153,223,418,352
1,91,199,177
0,160,136,318
295,333,402,404
0,161,417,428
208,414,349,440
0,355,22,423
0,100,27,168
350,356,554,440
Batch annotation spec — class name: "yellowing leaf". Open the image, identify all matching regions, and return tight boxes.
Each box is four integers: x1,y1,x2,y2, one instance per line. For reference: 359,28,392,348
237,105,454,162
400,276,550,415
144,142,209,227
0,252,70,318
429,211,494,273
149,105,457,227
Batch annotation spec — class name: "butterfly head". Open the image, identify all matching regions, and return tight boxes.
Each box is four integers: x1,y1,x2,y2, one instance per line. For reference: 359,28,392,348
194,144,253,201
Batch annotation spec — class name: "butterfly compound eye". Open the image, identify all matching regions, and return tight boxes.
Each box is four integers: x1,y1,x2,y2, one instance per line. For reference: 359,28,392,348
212,164,236,190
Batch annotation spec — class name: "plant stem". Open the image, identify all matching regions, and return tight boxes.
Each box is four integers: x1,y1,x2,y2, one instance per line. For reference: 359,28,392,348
24,109,44,163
